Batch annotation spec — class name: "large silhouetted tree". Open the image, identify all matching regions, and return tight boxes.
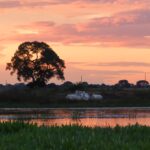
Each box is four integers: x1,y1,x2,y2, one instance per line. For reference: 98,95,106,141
6,41,65,87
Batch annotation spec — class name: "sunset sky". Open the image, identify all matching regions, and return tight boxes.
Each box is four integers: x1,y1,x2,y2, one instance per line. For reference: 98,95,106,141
0,0,150,85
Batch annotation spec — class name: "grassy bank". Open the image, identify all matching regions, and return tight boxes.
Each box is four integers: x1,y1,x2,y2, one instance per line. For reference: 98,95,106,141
1,87,150,107
0,122,149,150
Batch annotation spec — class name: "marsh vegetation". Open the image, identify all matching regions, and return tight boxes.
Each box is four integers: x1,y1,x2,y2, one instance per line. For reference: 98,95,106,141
0,122,149,150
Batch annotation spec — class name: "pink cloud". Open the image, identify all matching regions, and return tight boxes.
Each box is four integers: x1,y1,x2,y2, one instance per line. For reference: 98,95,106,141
3,8,150,47
0,0,149,9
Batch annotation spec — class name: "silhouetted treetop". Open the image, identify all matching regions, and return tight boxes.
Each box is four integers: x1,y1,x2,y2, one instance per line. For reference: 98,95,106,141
6,41,65,87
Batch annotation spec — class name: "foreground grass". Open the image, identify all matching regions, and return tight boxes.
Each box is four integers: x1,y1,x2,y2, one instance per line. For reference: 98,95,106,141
0,122,150,150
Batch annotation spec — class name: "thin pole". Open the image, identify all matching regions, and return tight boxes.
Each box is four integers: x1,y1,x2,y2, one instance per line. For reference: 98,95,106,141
81,75,82,83
145,72,147,81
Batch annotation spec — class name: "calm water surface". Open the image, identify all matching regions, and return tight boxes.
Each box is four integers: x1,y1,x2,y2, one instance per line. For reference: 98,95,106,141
1,108,150,127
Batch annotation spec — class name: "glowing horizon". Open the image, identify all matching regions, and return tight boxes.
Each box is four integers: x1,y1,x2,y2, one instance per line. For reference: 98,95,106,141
0,0,150,85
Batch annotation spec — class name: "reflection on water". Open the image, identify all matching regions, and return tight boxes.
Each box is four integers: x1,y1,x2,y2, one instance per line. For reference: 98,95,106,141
1,108,150,127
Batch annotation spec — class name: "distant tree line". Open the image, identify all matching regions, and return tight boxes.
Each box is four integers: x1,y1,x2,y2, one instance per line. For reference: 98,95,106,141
0,79,149,91
4,41,150,89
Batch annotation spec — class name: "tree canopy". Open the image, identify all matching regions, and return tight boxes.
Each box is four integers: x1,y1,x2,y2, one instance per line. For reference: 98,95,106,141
6,41,65,87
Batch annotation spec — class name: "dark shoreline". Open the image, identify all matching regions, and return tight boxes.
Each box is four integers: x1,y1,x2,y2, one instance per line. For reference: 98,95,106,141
1,107,150,114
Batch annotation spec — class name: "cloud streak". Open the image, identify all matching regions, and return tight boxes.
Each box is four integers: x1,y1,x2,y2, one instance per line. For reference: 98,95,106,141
68,61,150,67
91,62,150,67
65,64,144,84
0,0,149,9
0,0,149,7
5,8,149,48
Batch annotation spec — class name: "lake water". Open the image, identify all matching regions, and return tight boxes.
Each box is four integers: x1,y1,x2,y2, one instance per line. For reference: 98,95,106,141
1,108,150,127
